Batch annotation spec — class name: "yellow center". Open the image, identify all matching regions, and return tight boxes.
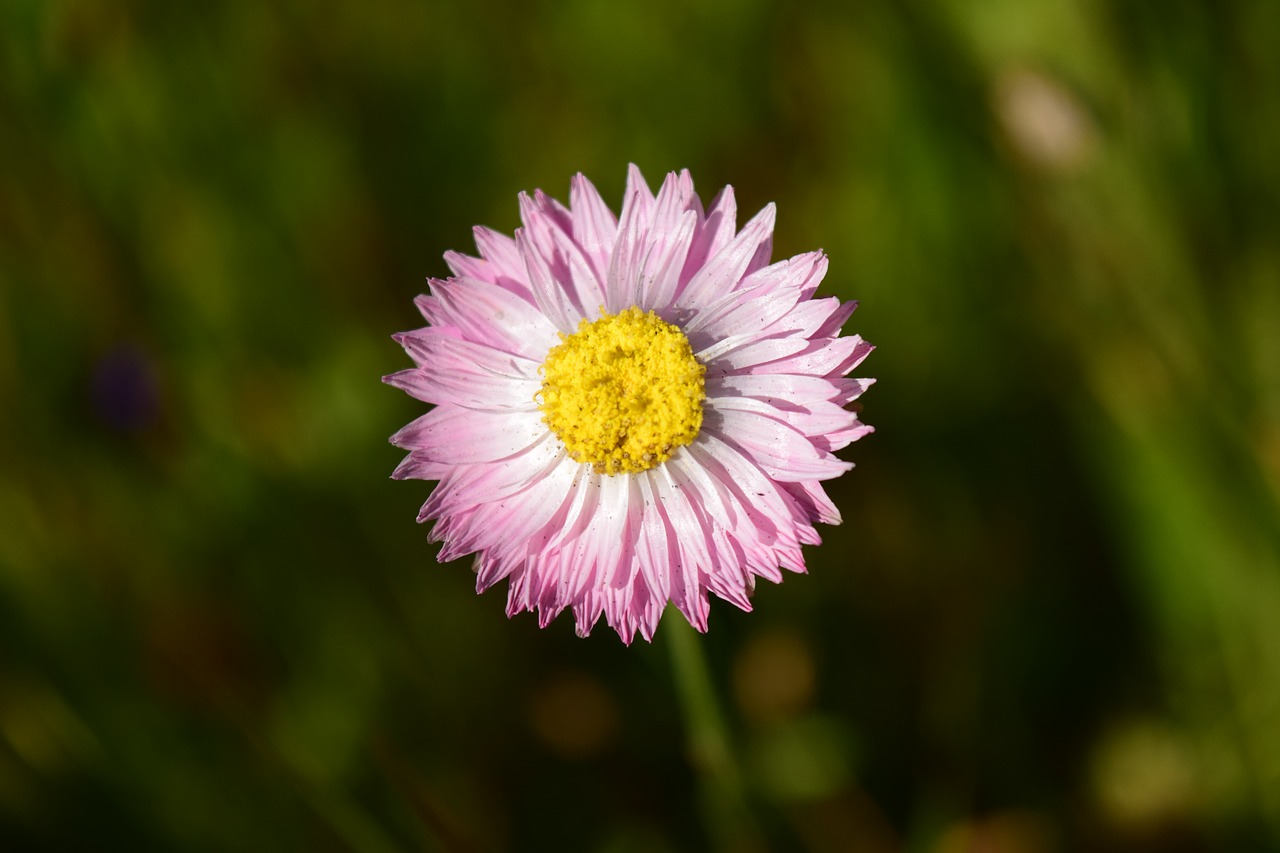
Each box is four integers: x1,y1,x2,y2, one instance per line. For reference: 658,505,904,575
538,306,705,475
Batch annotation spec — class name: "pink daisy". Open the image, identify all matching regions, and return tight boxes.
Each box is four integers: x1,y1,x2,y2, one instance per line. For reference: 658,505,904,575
385,165,873,643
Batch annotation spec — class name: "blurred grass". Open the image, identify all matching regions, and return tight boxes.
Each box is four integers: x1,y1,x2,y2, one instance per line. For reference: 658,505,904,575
2,0,1279,850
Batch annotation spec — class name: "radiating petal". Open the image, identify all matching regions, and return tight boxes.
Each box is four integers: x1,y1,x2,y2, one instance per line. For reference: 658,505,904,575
675,202,776,310
570,173,619,282
705,405,854,482
679,186,736,292
390,406,546,463
517,227,584,333
418,277,559,359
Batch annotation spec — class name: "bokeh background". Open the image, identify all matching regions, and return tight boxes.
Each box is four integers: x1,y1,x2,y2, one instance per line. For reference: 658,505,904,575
3,0,1279,850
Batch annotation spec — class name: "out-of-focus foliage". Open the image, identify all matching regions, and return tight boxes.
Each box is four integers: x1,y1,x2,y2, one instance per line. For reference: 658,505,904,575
2,0,1278,850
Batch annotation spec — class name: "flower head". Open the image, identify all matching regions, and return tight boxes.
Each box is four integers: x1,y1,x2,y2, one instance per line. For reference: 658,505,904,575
386,166,873,643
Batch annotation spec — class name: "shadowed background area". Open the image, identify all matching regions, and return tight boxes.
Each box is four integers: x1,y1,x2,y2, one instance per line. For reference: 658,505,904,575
3,1,1279,850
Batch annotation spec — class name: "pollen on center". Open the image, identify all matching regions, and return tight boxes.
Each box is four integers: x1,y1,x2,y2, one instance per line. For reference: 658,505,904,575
538,306,706,475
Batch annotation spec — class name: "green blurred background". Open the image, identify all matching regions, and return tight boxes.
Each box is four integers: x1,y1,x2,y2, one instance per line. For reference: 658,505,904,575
3,0,1279,850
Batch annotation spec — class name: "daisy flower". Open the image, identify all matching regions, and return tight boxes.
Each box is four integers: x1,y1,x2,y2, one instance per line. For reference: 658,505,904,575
386,165,873,643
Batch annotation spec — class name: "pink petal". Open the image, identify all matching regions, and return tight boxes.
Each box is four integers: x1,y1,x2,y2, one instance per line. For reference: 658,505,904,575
639,209,697,312
418,434,563,518
745,335,870,376
701,335,811,372
390,406,546,463
519,192,608,321
634,474,673,608
570,173,619,281
705,405,853,482
679,185,737,291
606,168,656,311
675,202,776,310
417,277,558,359
706,373,847,406
708,394,858,440
517,226,584,333
382,366,538,411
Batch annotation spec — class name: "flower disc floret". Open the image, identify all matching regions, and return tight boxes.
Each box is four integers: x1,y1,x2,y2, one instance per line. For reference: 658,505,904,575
539,306,705,475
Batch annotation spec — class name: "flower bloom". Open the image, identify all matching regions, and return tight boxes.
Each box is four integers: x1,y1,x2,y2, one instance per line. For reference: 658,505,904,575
386,166,873,643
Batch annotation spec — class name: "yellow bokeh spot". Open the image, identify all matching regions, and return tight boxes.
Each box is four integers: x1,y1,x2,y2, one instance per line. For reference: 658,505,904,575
539,307,705,475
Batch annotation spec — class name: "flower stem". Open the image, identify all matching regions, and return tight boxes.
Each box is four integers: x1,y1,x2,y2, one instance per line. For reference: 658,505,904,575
666,616,763,852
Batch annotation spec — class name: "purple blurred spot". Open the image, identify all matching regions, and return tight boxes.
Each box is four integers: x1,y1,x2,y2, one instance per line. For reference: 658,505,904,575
92,346,159,432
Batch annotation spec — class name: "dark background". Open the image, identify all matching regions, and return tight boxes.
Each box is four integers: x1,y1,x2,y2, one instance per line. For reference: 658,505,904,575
3,1,1279,850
